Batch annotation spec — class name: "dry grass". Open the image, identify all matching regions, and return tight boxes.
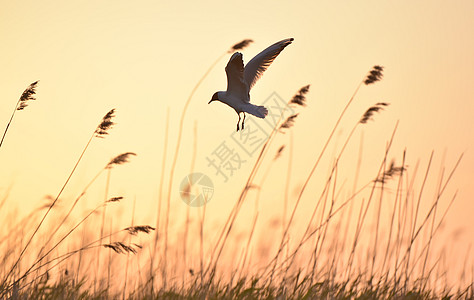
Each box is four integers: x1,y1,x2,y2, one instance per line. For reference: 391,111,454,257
0,57,472,299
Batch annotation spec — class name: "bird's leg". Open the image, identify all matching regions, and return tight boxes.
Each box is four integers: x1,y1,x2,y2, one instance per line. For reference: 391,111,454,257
236,113,241,132
242,113,246,130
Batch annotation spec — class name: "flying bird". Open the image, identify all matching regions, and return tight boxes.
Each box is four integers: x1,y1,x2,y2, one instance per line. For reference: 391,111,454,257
209,38,294,131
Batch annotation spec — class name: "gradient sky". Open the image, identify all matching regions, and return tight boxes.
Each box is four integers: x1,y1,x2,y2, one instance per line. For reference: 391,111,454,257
1,0,473,268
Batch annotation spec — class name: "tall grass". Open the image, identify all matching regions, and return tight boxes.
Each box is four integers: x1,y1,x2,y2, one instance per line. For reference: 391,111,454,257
0,59,472,299
163,39,254,287
0,90,154,297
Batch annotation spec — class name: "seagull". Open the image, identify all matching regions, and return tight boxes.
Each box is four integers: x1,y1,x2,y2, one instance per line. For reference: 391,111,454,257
209,38,294,131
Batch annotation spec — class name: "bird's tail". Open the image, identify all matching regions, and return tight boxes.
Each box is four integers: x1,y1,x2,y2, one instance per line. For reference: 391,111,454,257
246,104,268,119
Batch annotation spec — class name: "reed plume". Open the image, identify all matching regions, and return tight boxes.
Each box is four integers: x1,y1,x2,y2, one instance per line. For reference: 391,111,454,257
0,81,39,149
375,159,406,183
103,242,138,255
228,39,253,53
106,152,136,168
364,65,384,85
279,114,299,131
17,81,39,110
106,196,123,203
124,225,156,235
95,109,116,138
278,84,311,132
289,84,310,107
274,145,285,160
360,102,390,124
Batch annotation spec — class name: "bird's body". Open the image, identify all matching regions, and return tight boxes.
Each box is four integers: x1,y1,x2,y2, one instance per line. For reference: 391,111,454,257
209,38,294,131
212,91,267,117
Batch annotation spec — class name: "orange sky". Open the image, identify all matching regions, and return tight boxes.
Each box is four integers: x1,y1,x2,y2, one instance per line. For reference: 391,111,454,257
1,0,474,275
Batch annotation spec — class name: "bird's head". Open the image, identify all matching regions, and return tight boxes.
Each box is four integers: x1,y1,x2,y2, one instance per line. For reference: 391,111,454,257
208,92,219,104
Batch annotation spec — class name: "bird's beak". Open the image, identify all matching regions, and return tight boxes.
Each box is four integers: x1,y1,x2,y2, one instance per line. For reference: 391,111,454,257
209,92,219,104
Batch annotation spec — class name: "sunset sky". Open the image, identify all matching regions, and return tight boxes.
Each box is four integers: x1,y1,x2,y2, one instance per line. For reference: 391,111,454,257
1,0,473,270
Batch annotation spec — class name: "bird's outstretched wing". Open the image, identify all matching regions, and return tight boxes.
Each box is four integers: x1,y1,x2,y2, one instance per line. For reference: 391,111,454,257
244,38,294,90
225,52,248,99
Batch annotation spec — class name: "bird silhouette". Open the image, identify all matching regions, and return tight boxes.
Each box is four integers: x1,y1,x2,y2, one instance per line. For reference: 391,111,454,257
209,38,294,131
